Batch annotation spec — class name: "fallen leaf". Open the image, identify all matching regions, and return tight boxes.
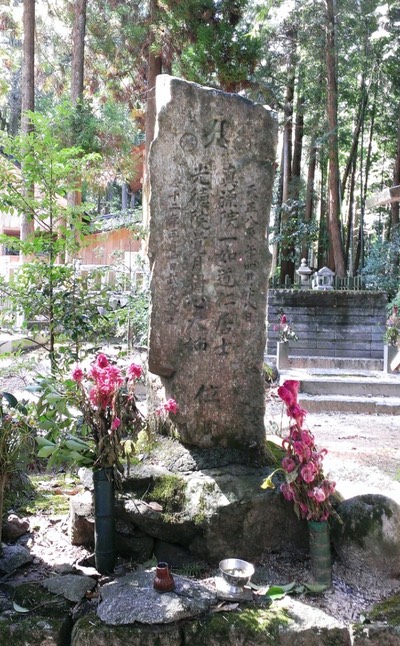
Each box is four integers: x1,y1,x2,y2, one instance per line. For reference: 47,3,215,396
302,582,328,594
265,585,287,600
64,488,80,496
13,601,30,613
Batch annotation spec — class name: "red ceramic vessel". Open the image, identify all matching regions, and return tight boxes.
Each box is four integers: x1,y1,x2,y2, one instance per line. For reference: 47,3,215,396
153,561,175,593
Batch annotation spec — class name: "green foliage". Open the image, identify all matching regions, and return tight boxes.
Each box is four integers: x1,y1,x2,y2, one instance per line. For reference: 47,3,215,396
0,110,101,258
383,300,400,346
0,111,129,371
362,227,400,298
159,0,261,90
263,362,275,384
383,325,399,347
48,98,144,188
31,373,99,469
271,209,319,264
0,261,117,367
113,289,150,348
0,392,34,477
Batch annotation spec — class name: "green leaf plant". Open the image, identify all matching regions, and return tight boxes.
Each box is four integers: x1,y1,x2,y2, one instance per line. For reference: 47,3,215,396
0,110,108,372
0,392,34,548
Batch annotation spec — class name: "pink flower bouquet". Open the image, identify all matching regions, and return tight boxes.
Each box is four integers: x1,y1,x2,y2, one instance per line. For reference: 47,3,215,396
262,379,336,521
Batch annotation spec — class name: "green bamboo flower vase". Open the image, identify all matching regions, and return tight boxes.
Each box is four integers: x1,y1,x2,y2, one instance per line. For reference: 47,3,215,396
308,520,332,589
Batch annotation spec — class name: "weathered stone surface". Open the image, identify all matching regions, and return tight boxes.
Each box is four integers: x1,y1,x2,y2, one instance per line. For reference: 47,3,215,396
353,624,400,645
148,74,277,450
114,519,154,562
72,599,353,646
43,574,97,602
0,616,69,646
72,615,183,646
276,597,349,645
331,494,400,582
0,544,32,573
97,569,217,625
78,467,94,490
69,491,94,546
154,540,199,569
117,458,308,563
2,514,30,541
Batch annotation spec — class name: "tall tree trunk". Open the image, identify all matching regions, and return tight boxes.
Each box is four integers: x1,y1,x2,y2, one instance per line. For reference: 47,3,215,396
345,155,356,271
71,0,87,106
9,71,22,135
65,0,87,263
290,92,304,269
291,95,304,184
340,77,367,199
354,121,366,274
391,105,400,229
302,137,318,262
20,0,35,262
363,84,377,209
143,0,162,230
317,156,328,268
354,82,377,271
279,29,297,283
270,145,285,279
325,0,346,277
122,183,128,211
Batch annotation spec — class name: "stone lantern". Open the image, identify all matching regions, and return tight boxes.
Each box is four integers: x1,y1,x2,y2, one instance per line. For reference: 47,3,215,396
296,258,313,289
312,266,335,290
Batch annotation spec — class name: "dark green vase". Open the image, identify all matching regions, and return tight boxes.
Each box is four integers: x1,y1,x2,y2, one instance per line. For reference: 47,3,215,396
93,467,115,575
308,520,332,589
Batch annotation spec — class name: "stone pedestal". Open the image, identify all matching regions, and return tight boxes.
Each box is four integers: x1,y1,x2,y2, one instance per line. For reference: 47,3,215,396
277,342,290,370
384,344,400,373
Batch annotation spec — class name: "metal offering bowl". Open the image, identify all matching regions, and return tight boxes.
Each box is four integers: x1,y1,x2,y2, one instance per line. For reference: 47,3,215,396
219,558,255,588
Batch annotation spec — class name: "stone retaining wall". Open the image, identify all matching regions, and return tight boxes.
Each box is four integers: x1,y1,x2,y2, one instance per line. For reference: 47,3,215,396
266,290,388,359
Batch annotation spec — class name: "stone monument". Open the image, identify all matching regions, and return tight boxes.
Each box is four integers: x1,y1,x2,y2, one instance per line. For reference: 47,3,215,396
148,75,277,450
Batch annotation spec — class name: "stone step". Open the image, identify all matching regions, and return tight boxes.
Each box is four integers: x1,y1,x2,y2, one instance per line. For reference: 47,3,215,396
302,375,399,398
287,355,384,371
278,367,400,414
298,393,400,415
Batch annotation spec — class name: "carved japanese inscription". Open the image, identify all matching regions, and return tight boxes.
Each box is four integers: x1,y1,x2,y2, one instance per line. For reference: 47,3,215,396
148,75,278,450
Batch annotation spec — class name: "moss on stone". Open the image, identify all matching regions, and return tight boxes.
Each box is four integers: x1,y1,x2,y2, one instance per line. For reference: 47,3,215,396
193,481,217,526
185,605,291,644
333,496,395,548
146,475,187,518
72,606,292,646
369,592,400,626
264,440,285,467
7,581,73,618
72,613,182,645
3,472,35,513
12,473,79,517
0,615,70,645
